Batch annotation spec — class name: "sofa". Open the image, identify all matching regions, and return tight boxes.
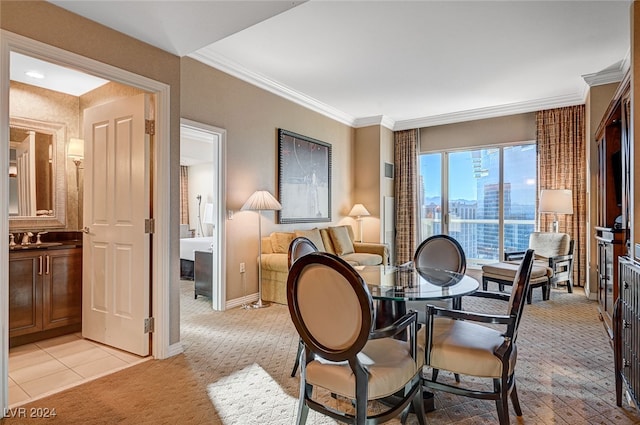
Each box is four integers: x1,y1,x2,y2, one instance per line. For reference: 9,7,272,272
260,225,389,305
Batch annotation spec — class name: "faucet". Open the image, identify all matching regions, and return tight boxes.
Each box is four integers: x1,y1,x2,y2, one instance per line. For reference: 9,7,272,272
36,231,48,245
21,232,33,246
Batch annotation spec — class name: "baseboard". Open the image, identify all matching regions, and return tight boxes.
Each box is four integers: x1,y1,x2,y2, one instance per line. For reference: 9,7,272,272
166,342,184,358
226,293,258,310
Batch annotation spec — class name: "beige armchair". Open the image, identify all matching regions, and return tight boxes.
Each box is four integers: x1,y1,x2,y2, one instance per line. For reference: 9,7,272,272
482,232,574,303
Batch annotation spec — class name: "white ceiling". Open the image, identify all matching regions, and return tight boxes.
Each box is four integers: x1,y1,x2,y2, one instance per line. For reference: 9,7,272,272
46,1,632,130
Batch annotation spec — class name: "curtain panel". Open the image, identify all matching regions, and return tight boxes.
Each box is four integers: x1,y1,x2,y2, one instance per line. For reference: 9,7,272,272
394,129,419,265
180,166,189,225
536,105,586,287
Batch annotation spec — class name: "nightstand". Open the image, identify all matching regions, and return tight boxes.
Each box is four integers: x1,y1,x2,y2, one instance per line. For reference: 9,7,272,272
194,250,213,299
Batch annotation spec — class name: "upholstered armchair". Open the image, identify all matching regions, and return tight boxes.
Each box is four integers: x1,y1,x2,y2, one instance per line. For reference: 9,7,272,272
505,232,574,293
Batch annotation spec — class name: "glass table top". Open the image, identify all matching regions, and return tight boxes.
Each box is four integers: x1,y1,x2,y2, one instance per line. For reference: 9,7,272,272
355,265,479,301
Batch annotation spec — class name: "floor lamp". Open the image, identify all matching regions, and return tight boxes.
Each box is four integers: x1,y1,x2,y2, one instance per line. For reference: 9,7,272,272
242,190,282,309
539,189,573,233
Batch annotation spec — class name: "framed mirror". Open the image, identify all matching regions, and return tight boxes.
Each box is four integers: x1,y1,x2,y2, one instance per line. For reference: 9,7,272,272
9,117,67,230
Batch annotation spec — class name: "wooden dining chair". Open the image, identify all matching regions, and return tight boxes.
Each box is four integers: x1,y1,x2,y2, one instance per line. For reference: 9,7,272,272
287,237,318,377
287,252,426,425
406,234,467,322
420,249,535,425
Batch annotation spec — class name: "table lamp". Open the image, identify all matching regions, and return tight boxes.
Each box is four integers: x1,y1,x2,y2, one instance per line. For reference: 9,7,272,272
349,203,370,242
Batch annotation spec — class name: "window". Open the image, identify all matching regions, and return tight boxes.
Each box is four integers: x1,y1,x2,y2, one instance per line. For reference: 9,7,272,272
419,143,536,266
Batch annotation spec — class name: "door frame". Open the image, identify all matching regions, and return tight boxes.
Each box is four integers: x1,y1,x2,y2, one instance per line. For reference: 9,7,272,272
180,118,227,311
0,31,173,411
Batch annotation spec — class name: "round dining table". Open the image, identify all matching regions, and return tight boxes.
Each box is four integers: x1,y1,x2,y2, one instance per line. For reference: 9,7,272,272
356,265,479,333
357,265,479,412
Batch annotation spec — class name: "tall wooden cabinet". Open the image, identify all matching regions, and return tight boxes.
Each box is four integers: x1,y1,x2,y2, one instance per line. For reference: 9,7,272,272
596,73,631,341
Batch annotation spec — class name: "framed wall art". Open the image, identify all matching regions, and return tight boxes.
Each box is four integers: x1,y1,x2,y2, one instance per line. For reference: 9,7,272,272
277,129,331,224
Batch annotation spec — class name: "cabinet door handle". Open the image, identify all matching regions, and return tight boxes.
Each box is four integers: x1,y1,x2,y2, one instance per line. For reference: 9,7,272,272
46,255,50,275
38,255,43,276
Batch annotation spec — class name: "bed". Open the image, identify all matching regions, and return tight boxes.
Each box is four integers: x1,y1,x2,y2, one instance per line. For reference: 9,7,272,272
180,236,214,280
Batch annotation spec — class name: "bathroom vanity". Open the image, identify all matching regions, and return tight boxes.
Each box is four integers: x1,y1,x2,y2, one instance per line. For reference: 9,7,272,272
9,240,82,347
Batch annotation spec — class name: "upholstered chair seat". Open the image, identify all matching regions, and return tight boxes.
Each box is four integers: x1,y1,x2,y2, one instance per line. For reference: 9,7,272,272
306,337,424,400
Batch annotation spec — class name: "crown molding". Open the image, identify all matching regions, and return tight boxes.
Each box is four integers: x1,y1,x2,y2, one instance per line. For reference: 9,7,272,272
189,50,356,127
190,49,593,133
393,94,585,130
582,50,629,87
352,115,395,130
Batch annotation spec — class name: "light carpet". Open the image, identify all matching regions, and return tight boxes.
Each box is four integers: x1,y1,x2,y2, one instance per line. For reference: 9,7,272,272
2,272,640,424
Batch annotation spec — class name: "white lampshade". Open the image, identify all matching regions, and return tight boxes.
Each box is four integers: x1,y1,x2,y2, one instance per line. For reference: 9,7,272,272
241,190,282,211
348,203,370,218
203,203,214,224
539,189,573,214
68,138,84,160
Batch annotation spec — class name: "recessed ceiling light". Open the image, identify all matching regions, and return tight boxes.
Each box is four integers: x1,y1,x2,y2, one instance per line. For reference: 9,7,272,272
25,70,44,79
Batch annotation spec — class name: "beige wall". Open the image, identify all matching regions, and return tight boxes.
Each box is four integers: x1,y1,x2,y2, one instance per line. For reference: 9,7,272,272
180,57,356,301
353,125,395,244
419,112,536,152
586,82,620,297
1,0,182,344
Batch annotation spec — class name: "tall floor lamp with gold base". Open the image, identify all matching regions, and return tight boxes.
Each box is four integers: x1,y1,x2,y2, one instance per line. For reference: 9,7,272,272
242,190,282,309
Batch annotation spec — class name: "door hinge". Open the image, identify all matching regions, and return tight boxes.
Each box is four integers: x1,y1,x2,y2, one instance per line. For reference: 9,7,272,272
145,218,155,234
145,119,156,135
144,317,155,333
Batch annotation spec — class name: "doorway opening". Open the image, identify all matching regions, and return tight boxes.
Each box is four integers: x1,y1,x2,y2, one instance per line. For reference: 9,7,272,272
1,32,172,410
179,119,226,312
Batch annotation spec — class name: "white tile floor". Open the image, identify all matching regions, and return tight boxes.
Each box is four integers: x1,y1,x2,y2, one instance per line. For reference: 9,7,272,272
8,333,149,407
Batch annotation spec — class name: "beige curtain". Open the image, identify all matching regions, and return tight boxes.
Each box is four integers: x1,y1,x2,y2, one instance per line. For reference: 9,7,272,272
536,105,586,287
394,129,418,265
180,166,189,225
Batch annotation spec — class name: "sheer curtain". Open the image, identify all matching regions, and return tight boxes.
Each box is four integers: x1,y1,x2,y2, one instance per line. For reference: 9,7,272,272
536,105,586,286
394,129,418,265
180,166,189,225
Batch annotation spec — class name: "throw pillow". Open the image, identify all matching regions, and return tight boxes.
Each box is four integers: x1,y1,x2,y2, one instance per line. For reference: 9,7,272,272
270,232,295,254
295,228,325,252
328,225,355,255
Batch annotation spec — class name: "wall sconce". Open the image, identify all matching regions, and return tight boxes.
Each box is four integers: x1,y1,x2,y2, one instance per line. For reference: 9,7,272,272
539,189,573,233
68,138,84,228
8,164,17,178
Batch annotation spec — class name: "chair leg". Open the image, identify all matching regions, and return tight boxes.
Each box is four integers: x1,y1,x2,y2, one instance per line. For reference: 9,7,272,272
291,339,302,377
510,380,522,416
526,287,532,304
482,276,488,291
431,368,439,382
567,277,573,293
494,378,510,425
541,284,550,301
296,383,312,425
411,387,427,425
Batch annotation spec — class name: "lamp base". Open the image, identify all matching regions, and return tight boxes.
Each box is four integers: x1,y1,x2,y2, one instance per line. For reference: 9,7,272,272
250,299,270,309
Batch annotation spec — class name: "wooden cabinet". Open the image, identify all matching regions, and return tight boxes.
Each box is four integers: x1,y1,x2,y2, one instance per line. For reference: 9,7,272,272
9,247,82,346
596,73,632,341
595,227,625,340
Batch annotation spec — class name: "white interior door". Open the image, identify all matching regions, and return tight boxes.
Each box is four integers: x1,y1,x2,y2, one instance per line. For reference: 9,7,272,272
82,93,151,356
